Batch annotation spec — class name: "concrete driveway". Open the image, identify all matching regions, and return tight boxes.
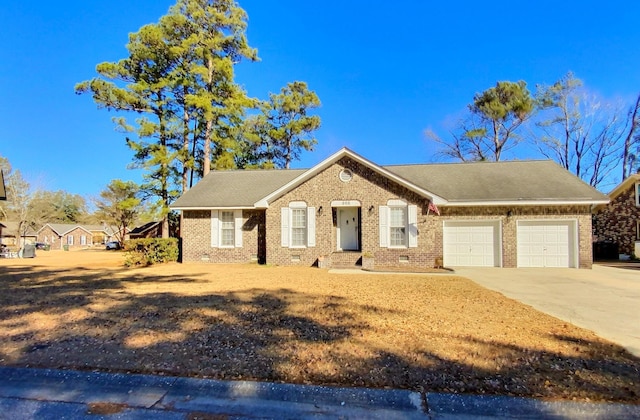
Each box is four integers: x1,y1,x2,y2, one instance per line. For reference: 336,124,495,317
454,265,640,357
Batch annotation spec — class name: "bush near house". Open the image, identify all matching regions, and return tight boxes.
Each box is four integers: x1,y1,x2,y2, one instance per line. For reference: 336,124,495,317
124,238,179,267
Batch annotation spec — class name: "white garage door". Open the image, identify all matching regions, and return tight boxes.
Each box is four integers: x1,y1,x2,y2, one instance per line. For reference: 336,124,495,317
443,221,500,267
517,221,576,268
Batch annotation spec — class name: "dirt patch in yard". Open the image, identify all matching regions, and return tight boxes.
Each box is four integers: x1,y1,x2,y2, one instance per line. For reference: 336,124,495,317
1,249,639,403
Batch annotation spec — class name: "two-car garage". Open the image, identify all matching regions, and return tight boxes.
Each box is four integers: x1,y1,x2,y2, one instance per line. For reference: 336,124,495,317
443,220,578,268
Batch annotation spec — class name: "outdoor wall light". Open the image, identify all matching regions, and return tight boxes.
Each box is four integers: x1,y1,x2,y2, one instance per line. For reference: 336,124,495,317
368,205,374,214
317,206,323,215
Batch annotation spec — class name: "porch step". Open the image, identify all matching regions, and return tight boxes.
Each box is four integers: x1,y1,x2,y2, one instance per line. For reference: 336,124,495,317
330,251,362,268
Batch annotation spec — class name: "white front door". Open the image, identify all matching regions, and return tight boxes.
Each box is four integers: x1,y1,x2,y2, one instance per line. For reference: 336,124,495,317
338,207,359,251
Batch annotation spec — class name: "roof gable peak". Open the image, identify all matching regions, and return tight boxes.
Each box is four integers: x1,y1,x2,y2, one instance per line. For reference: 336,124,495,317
254,147,445,207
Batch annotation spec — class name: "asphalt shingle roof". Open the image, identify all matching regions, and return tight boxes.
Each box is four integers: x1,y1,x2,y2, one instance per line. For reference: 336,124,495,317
171,154,607,209
386,160,606,202
172,169,306,208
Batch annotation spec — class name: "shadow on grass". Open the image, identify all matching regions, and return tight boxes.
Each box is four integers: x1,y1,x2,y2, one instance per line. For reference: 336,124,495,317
0,265,638,404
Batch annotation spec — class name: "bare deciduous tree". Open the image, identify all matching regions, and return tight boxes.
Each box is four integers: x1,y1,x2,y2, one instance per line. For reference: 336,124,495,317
533,73,633,189
621,94,640,179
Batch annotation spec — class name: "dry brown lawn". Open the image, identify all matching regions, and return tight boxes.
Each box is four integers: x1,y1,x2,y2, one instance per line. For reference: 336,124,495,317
0,249,638,403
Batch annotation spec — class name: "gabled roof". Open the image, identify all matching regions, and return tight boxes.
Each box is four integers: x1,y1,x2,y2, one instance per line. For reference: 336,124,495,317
170,148,609,210
593,173,640,211
171,168,306,209
254,148,446,207
607,173,640,200
38,223,93,236
130,221,160,235
83,224,118,236
1,221,38,237
388,160,608,205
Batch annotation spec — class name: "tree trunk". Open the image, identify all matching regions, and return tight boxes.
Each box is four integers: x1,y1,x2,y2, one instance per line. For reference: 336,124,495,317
622,94,640,179
202,57,215,177
182,86,190,193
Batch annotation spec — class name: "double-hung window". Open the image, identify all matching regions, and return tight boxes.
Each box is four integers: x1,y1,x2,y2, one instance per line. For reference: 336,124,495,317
379,200,418,248
67,235,74,245
211,210,243,248
389,207,407,247
291,208,307,247
281,202,316,248
220,211,235,247
636,183,640,207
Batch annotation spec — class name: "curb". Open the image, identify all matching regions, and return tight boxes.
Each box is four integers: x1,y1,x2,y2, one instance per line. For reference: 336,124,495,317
0,367,638,419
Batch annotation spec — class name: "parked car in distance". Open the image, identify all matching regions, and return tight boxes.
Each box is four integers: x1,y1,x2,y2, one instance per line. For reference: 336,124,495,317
105,241,121,250
35,242,47,250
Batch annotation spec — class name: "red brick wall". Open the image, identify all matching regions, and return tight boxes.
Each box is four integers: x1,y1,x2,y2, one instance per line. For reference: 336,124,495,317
64,228,92,248
38,226,92,249
38,226,62,249
439,206,594,268
593,183,640,255
181,210,263,263
265,157,435,268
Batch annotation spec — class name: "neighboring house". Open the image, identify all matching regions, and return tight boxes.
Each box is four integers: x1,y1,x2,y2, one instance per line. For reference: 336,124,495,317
171,148,608,269
129,221,162,239
83,224,118,244
0,221,38,247
593,173,640,258
37,223,95,249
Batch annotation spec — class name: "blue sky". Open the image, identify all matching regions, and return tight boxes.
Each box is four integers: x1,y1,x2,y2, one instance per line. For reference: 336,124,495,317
2,0,640,198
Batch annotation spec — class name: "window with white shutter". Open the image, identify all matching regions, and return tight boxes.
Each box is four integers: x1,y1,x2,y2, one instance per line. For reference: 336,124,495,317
211,209,243,248
379,201,418,249
282,202,315,248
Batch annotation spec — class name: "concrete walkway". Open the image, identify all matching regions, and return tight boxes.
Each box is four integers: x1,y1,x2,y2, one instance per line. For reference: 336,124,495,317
454,265,640,357
1,367,639,419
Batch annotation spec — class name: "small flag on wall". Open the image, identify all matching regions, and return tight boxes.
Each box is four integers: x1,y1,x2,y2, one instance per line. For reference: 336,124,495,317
428,201,440,215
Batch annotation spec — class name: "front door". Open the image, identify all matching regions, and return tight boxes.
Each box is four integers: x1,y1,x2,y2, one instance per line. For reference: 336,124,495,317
338,207,359,251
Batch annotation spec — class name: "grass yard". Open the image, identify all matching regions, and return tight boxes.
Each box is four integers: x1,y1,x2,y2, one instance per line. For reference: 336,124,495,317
0,249,638,403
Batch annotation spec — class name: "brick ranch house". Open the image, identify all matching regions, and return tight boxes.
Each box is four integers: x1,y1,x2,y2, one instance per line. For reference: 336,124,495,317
37,223,118,250
593,173,640,258
171,148,608,269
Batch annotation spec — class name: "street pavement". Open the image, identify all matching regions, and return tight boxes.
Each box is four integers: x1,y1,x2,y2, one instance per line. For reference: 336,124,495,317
454,265,640,357
0,366,639,419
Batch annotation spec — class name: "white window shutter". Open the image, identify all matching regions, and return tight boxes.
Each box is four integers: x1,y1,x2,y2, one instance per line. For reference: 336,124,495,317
307,207,316,247
379,206,389,248
408,205,418,248
211,210,219,248
281,207,290,247
234,210,243,248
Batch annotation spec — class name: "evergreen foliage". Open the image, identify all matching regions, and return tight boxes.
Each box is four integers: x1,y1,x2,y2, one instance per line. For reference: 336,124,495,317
124,238,180,266
76,0,321,236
